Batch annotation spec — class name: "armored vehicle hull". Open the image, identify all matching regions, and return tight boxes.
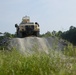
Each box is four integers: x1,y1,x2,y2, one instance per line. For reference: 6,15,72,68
15,16,40,38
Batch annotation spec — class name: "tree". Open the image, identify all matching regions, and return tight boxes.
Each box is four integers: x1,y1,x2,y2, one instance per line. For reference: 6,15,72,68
69,26,75,30
4,32,11,37
40,31,52,37
61,26,76,45
52,31,56,36
0,32,2,34
57,31,62,37
4,32,15,38
45,31,52,37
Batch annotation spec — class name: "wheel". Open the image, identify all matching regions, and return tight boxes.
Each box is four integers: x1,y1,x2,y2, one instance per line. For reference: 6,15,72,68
17,31,22,38
35,31,39,37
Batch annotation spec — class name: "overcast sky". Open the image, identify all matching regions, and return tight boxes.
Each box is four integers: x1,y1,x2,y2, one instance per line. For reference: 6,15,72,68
0,0,76,34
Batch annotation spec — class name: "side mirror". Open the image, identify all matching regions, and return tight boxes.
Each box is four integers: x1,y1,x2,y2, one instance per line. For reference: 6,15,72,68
35,22,39,27
15,24,18,28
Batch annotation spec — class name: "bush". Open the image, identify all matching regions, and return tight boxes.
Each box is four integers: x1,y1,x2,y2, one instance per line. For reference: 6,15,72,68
63,44,76,57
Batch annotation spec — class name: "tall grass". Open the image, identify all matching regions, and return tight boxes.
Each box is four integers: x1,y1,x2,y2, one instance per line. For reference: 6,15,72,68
0,48,76,75
63,44,76,57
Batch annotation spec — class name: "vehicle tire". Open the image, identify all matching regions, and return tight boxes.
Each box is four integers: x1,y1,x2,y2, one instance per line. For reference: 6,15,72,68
17,31,22,38
35,31,39,37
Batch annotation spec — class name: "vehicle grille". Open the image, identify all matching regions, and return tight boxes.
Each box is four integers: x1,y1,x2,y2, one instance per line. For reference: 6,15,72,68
25,25,34,31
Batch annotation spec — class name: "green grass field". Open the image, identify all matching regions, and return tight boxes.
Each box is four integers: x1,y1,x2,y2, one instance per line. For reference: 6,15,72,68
0,45,76,75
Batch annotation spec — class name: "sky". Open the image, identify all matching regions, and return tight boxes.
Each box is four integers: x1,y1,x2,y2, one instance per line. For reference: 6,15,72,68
0,0,76,34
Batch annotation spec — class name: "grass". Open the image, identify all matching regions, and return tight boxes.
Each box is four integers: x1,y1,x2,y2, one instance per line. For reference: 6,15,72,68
63,44,76,56
0,46,76,75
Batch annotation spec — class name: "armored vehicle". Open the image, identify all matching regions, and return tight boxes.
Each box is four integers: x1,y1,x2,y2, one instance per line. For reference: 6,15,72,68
15,16,40,37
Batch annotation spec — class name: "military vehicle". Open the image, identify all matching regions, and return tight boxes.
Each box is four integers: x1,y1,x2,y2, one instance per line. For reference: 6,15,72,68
15,16,40,37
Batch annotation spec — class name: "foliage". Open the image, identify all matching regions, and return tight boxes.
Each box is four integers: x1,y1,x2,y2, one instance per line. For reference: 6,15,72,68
4,32,15,38
61,26,76,45
0,32,15,50
63,44,76,56
0,32,2,34
40,31,52,37
40,26,76,45
1,25,76,46
40,30,62,38
0,48,76,75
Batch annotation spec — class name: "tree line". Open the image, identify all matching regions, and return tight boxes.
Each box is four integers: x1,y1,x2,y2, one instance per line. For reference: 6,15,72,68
41,26,76,45
0,26,76,45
